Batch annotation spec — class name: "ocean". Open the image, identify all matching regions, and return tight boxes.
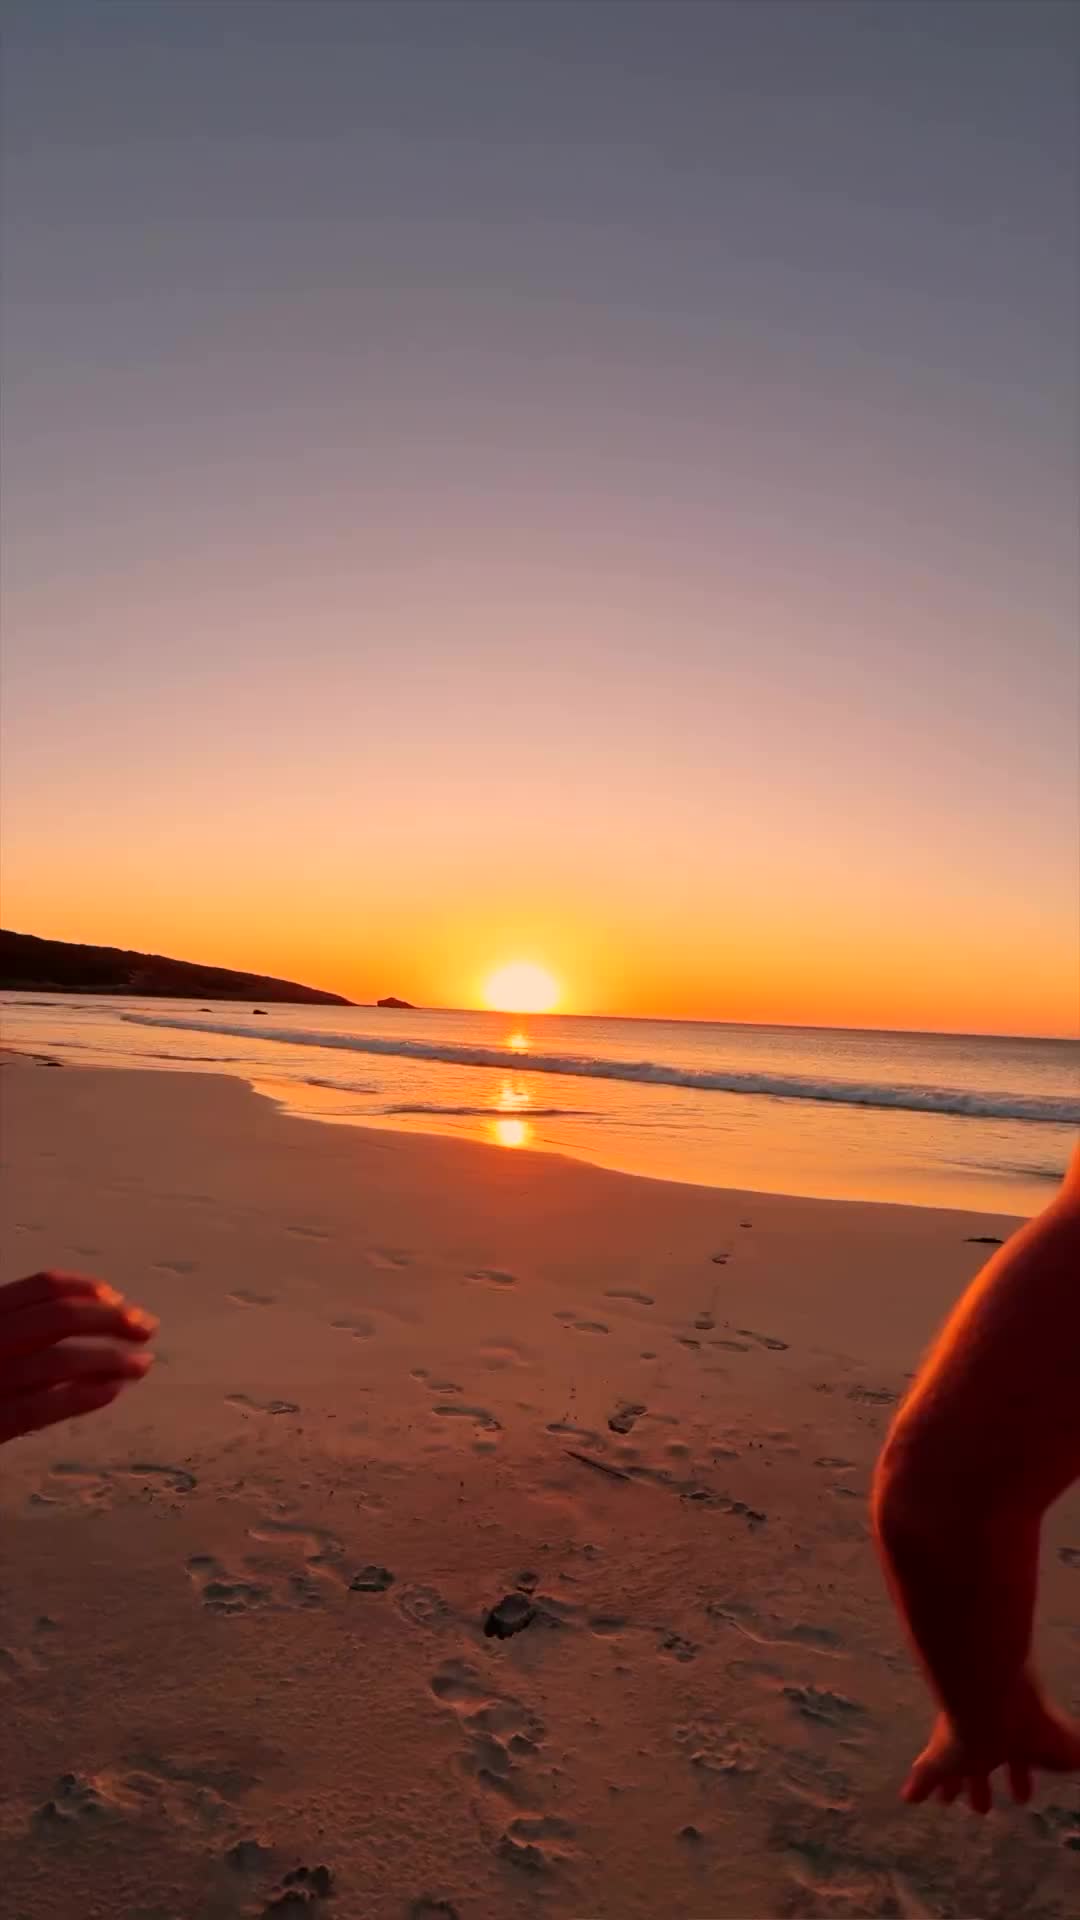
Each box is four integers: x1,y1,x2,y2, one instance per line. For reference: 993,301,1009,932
3,995,1076,1217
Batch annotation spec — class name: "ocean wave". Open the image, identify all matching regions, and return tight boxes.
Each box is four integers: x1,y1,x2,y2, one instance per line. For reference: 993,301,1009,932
384,1102,595,1119
304,1076,380,1094
948,1157,1068,1182
144,1049,244,1063
118,1011,1080,1124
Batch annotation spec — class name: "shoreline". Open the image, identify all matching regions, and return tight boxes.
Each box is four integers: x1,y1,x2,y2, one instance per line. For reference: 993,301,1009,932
1,1052,1076,1919
6,1041,1028,1225
3,1038,1040,1223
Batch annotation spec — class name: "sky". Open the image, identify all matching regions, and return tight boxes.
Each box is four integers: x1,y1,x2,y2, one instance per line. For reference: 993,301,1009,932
1,0,1077,1035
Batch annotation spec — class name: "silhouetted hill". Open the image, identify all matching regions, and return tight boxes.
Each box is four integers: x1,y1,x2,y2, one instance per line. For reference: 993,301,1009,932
0,930,351,1005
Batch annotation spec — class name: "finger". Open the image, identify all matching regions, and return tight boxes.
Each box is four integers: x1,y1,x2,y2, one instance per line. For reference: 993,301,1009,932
0,1298,157,1362
902,1766,934,1804
0,1343,154,1393
1007,1762,1033,1805
0,1271,118,1314
0,1377,131,1445
967,1774,992,1815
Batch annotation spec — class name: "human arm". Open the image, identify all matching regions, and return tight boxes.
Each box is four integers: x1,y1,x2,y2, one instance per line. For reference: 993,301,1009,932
873,1149,1080,1808
0,1269,156,1443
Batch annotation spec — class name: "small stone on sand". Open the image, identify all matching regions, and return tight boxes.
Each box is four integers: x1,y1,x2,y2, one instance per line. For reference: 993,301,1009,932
484,1592,537,1639
350,1565,394,1593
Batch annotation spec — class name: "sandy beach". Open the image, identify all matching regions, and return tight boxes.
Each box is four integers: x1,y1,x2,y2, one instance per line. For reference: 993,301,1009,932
1,1052,1077,1920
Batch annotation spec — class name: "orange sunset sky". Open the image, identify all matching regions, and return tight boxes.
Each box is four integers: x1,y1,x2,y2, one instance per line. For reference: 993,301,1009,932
2,5,1077,1039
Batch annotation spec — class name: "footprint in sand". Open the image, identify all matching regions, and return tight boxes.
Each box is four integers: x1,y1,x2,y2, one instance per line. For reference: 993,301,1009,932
229,1289,276,1307
547,1419,607,1449
845,1384,898,1406
604,1288,655,1306
333,1315,377,1340
498,1815,576,1873
36,1757,247,1834
466,1268,517,1288
185,1557,273,1615
154,1258,197,1275
430,1658,547,1806
225,1840,274,1872
36,1461,196,1510
779,1757,854,1812
396,1585,457,1633
186,1552,323,1615
368,1247,412,1269
777,1836,877,1908
247,1518,345,1570
479,1343,528,1371
226,1394,301,1416
288,1225,330,1242
608,1402,646,1435
264,1865,335,1909
674,1716,758,1777
782,1684,866,1728
712,1337,750,1353
814,1456,854,1471
694,1313,716,1332
658,1631,698,1663
737,1328,789,1351
582,1608,627,1637
34,1773,117,1827
432,1404,502,1433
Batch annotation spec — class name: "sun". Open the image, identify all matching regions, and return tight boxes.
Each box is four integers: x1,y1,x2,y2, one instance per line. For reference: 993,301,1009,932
482,961,561,1014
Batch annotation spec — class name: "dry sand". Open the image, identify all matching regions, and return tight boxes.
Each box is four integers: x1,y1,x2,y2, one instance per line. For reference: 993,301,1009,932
0,1052,1077,1919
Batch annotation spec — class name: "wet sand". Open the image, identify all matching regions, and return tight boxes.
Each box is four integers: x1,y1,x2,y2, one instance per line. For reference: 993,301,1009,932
1,1053,1077,1919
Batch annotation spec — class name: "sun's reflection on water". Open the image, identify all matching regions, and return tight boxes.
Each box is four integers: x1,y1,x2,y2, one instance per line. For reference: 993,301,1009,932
490,1074,532,1146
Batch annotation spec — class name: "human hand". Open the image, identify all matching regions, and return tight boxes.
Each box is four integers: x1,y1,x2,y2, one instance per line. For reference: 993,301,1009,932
0,1269,157,1444
904,1681,1080,1812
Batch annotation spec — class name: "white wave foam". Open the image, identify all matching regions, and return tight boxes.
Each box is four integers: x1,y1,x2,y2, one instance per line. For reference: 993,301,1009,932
118,1012,1080,1125
303,1076,380,1094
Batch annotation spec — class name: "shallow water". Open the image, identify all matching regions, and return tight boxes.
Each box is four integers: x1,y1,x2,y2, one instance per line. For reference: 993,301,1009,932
5,996,1075,1215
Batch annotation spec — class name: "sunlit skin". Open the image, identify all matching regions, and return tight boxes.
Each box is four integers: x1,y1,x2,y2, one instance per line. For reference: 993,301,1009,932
0,1270,158,1444
482,963,560,1015
873,1144,1080,1811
